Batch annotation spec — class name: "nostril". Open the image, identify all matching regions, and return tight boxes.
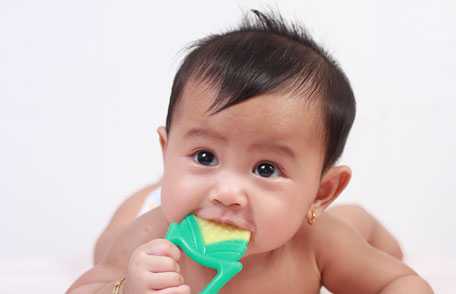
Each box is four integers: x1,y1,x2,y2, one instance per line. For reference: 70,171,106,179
209,191,248,208
230,202,242,208
211,198,243,208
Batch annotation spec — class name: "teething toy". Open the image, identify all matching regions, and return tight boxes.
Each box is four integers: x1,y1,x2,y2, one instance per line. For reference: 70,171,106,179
165,213,251,294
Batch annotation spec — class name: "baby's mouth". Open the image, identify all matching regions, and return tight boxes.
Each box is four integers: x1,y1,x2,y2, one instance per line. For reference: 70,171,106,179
194,214,256,250
194,210,256,233
208,216,254,233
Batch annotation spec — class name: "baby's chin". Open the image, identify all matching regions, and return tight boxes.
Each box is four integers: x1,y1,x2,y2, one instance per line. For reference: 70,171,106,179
241,232,291,260
240,244,283,263
242,238,271,258
242,246,257,258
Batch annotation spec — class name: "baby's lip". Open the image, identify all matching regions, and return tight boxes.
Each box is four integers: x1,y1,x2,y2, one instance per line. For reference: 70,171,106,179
210,216,256,233
195,211,256,233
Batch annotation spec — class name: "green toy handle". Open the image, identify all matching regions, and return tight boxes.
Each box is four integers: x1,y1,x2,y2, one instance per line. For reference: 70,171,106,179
200,261,242,294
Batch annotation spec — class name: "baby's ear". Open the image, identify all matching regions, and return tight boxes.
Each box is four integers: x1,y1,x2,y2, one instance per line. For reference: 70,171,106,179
157,126,168,158
313,165,352,211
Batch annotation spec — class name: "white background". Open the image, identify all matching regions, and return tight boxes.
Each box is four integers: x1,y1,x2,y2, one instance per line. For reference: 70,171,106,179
1,0,455,293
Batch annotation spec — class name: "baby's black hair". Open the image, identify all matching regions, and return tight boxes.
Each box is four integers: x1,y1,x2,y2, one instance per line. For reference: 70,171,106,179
165,8,356,175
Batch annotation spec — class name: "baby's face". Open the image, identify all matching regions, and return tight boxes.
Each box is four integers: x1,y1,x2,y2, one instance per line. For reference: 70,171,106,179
159,81,325,256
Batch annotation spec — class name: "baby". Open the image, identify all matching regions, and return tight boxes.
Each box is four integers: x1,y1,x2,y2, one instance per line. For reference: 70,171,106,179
67,9,433,294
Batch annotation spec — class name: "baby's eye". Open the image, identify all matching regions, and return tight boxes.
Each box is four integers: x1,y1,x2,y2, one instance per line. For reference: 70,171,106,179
253,162,281,178
193,150,218,166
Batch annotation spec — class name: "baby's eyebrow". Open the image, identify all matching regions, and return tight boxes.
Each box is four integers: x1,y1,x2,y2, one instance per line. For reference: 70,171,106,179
184,127,228,142
248,142,296,160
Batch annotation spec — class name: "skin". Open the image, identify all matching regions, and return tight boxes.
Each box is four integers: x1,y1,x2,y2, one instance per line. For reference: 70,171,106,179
67,80,433,293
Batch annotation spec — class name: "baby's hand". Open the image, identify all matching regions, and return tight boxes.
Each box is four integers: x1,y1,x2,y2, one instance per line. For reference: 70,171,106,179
123,239,191,294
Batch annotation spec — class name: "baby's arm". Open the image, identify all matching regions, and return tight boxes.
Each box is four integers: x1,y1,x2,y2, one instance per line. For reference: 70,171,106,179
67,204,174,293
67,238,188,294
311,213,433,293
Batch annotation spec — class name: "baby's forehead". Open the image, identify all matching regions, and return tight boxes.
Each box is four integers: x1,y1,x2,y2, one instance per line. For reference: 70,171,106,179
174,80,325,147
178,78,321,117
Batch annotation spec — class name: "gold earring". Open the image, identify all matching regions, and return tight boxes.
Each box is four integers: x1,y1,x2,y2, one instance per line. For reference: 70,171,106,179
307,208,317,225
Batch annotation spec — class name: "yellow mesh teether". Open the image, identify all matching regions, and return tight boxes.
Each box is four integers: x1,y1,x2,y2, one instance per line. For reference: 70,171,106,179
195,216,251,245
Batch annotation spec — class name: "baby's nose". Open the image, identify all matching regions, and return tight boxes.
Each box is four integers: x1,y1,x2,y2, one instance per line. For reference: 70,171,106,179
209,188,248,209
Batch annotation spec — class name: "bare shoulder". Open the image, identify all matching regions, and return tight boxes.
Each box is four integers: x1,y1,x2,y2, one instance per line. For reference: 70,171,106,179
296,212,418,293
293,211,358,272
305,211,364,266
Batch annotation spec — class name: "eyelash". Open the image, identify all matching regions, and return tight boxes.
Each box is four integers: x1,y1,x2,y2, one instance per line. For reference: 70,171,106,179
189,148,287,177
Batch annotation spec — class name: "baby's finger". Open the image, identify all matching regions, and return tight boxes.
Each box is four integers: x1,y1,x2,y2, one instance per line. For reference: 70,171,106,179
144,239,181,260
154,284,191,294
142,254,180,273
146,271,184,289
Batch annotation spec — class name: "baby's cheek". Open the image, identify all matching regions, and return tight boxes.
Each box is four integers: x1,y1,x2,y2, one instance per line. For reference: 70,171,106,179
161,197,187,223
260,213,304,250
160,178,195,222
